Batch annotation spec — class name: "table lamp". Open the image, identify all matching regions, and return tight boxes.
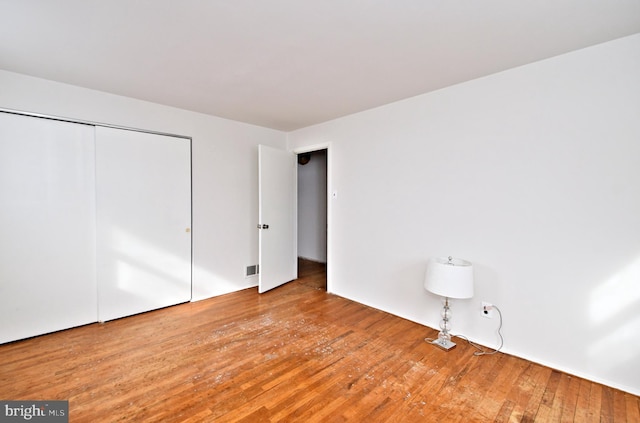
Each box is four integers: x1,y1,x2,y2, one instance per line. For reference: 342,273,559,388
424,256,474,350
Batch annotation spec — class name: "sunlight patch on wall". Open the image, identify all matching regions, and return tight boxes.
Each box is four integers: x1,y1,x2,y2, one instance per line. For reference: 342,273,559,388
589,255,640,324
587,254,640,385
587,314,640,374
111,226,191,295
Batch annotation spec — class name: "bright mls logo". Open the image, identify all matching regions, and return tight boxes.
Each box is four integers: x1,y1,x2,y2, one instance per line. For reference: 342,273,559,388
0,401,68,422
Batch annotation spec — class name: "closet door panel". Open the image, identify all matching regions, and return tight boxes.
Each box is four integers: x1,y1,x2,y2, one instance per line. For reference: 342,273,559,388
95,127,191,322
0,113,97,343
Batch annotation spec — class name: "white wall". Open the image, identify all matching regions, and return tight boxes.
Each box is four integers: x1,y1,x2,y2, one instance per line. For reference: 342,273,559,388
288,34,640,395
297,150,327,262
0,69,287,301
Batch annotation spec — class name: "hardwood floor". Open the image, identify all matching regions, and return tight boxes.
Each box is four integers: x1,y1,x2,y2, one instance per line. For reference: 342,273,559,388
1,259,638,422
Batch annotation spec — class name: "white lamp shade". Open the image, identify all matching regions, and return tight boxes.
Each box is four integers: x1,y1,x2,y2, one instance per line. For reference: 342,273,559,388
424,257,474,299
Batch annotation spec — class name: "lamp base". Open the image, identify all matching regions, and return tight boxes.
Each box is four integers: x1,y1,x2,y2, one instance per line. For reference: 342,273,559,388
426,337,457,351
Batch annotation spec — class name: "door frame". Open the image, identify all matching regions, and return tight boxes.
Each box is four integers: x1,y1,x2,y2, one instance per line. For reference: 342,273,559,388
293,143,332,293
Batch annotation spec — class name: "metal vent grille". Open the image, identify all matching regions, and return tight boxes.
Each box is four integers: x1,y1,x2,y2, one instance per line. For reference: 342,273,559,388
245,264,259,277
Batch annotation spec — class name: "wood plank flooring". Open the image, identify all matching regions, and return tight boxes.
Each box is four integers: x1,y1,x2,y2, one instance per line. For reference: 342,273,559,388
1,259,638,422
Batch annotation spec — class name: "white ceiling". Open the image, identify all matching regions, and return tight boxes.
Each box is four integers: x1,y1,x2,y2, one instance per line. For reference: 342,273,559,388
1,1,639,131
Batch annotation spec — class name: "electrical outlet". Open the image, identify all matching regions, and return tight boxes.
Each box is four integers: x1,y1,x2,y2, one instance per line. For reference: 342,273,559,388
481,301,494,319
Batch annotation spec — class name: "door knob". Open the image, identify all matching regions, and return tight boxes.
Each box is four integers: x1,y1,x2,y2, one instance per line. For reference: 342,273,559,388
257,224,270,229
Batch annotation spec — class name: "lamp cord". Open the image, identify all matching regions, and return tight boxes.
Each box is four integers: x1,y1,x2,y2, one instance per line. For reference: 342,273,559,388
455,305,504,356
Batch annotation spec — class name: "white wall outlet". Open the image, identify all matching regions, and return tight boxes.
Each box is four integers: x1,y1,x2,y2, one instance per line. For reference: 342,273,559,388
481,301,495,319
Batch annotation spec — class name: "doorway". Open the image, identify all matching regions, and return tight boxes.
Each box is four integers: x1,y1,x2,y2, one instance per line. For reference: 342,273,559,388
297,149,328,290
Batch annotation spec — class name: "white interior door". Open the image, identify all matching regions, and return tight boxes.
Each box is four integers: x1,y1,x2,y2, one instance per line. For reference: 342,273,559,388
96,127,192,321
258,145,297,293
0,113,97,343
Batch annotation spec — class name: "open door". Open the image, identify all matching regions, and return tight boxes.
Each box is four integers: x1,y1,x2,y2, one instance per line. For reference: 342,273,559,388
258,145,297,293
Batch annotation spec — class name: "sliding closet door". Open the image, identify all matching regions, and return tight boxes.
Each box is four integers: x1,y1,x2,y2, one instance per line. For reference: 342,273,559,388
0,113,97,343
95,127,191,322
